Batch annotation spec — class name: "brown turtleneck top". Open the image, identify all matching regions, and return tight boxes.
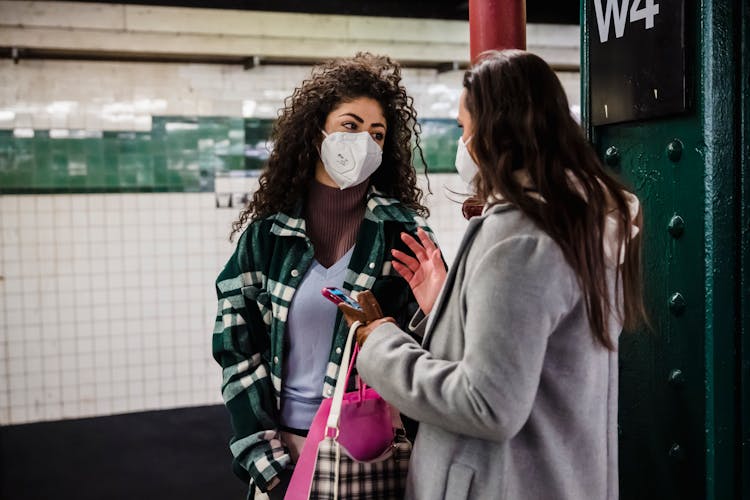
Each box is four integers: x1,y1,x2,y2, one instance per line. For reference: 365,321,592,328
304,180,368,268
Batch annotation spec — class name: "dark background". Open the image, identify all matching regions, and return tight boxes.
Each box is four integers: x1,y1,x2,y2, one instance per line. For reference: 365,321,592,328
0,405,246,500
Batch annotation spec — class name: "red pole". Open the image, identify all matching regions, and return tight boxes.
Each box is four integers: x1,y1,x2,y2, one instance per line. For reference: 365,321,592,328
469,0,526,61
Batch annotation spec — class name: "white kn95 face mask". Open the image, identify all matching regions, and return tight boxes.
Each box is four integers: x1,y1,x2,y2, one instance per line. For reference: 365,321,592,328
320,131,383,190
455,135,479,187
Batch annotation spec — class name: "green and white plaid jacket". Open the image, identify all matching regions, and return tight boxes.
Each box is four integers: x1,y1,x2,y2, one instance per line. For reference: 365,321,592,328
212,187,434,494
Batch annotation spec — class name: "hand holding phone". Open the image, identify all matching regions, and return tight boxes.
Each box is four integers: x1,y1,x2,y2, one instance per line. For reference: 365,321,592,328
322,288,385,327
321,287,363,311
323,288,392,347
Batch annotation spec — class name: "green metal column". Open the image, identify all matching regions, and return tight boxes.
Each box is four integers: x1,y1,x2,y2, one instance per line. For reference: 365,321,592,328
740,0,750,493
581,0,746,499
700,1,740,497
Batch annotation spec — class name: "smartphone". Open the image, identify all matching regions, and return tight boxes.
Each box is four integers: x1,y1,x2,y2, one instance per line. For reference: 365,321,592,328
321,287,363,310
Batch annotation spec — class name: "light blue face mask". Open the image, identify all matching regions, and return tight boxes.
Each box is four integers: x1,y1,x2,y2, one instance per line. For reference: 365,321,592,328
455,135,479,187
320,131,383,190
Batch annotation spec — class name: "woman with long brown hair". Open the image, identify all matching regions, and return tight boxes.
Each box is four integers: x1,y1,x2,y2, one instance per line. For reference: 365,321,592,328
340,50,646,499
212,53,438,499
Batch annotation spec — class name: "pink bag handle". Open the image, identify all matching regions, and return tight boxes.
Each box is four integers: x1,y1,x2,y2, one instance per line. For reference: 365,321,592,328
325,321,363,436
343,342,369,399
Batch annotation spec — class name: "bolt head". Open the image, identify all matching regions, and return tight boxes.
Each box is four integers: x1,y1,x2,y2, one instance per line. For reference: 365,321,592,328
668,443,685,461
669,292,686,316
604,146,620,167
668,215,685,238
667,140,683,162
668,369,685,385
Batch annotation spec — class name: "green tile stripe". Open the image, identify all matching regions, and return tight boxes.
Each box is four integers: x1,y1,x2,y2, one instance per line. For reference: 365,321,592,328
419,119,463,173
0,117,460,194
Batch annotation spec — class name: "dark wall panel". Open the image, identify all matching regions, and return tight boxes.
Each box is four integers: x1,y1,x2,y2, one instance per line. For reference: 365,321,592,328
0,405,247,500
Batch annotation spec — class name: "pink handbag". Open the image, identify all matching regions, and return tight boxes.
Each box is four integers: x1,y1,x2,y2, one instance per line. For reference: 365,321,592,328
284,323,395,499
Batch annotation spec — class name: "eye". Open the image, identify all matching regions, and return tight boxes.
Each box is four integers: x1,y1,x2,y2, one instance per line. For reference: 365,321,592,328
342,121,358,131
372,132,385,141
457,122,463,129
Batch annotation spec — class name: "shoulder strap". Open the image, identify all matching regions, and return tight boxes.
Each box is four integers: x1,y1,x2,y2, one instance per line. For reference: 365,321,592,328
325,321,362,435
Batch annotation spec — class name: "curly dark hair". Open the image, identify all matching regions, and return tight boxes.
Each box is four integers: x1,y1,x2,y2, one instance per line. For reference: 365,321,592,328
230,52,429,240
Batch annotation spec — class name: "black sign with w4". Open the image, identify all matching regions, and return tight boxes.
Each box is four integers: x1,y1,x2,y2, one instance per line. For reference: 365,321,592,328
588,0,687,126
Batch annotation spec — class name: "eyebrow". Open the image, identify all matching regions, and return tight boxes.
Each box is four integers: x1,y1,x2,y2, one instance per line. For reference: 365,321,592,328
338,112,386,130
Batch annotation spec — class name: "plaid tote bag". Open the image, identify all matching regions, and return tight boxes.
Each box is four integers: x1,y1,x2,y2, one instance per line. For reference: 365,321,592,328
307,321,412,500
309,431,411,499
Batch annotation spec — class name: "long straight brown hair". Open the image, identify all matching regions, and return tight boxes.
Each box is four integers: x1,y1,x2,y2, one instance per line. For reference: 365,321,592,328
464,50,646,349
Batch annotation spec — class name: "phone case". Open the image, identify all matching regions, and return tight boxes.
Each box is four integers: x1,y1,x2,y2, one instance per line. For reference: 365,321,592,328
321,287,362,310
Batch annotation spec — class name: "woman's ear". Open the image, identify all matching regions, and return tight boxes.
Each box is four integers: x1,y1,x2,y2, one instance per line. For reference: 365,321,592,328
311,128,326,157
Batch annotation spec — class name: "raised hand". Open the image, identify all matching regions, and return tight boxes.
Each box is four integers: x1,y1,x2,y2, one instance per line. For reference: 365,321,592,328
391,228,447,315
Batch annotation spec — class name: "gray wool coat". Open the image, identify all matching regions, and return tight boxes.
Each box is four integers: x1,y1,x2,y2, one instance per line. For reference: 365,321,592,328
357,203,622,500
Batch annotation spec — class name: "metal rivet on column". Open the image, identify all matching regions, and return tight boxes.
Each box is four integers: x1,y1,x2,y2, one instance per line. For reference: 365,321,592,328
667,139,683,162
668,369,685,386
668,443,685,461
669,292,686,316
604,146,620,167
668,215,685,238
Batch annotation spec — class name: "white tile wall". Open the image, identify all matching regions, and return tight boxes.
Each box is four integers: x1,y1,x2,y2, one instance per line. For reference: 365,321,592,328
0,193,224,423
0,56,579,425
0,180,468,425
0,60,579,130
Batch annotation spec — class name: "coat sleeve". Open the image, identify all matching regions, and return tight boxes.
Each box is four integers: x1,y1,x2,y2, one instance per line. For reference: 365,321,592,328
212,228,290,493
357,234,576,443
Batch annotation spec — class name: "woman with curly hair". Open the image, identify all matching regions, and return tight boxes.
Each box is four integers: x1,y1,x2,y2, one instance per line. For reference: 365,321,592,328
212,53,439,499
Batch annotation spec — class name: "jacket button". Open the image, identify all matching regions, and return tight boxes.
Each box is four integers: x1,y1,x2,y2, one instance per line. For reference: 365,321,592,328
291,269,299,277
326,388,333,396
335,347,342,354
368,262,375,269
273,356,279,364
